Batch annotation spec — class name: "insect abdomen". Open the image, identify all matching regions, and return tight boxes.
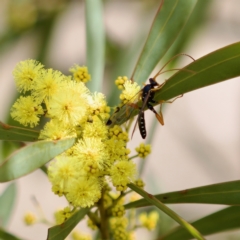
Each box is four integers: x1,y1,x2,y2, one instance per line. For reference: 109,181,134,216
138,111,146,139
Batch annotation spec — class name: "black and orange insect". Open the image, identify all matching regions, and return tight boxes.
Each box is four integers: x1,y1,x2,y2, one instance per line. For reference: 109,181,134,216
133,77,165,139
107,54,195,139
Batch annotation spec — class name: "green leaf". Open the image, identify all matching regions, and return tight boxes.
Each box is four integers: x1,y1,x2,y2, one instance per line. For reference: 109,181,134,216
85,0,105,92
161,206,240,240
47,208,89,240
165,1,211,64
0,138,75,182
155,41,240,101
128,183,205,240
0,122,39,142
109,41,240,126
0,183,17,227
0,228,24,240
0,142,22,165
131,0,197,84
125,180,240,209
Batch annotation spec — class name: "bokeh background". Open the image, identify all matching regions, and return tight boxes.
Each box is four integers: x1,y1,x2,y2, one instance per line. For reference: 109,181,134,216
0,0,240,239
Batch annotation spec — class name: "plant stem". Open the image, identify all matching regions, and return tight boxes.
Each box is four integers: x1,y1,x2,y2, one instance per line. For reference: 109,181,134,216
98,194,109,239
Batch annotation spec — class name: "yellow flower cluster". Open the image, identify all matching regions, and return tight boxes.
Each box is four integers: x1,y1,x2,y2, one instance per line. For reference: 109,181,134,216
87,218,98,230
115,76,128,90
110,217,133,240
54,206,76,225
135,143,151,158
23,212,36,225
11,59,138,210
139,211,159,231
111,204,125,217
71,230,92,240
119,78,141,105
134,178,145,188
69,65,91,83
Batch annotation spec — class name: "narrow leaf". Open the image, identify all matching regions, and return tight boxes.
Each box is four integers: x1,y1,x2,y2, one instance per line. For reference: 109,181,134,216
0,121,39,142
125,180,240,209
132,0,197,84
160,206,240,240
47,208,89,240
0,183,17,227
0,228,24,240
85,0,105,92
0,138,75,182
155,41,240,101
128,183,205,240
109,42,240,126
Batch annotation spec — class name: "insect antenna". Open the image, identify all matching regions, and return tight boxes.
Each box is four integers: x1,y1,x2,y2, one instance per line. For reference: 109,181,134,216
153,53,195,80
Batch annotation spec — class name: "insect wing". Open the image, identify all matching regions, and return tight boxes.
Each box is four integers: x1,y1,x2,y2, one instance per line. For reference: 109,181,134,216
106,89,142,126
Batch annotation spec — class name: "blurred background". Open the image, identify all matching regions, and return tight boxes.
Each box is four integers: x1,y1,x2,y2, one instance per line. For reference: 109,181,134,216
0,0,240,239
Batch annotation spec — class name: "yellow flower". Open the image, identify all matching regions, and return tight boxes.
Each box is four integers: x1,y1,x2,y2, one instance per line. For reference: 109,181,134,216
69,65,91,83
23,212,36,225
54,206,75,224
73,137,109,173
48,81,89,126
111,204,125,217
135,143,151,158
110,217,131,240
72,230,92,240
83,118,108,140
119,79,140,105
139,211,159,231
39,119,77,140
134,178,145,188
66,176,102,208
105,138,128,163
115,76,128,90
13,59,44,93
87,218,98,230
87,92,110,120
11,96,44,127
48,156,79,195
32,68,66,102
108,125,129,142
110,160,136,189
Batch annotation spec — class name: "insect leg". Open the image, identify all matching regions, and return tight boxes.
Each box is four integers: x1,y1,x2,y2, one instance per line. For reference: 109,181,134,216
146,101,164,125
159,94,183,104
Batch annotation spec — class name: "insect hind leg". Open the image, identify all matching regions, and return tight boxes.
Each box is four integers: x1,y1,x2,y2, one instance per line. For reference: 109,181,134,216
147,102,164,125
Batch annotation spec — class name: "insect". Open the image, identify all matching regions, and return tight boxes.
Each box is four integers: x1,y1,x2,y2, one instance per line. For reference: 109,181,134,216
132,54,195,139
106,54,195,139
133,77,165,139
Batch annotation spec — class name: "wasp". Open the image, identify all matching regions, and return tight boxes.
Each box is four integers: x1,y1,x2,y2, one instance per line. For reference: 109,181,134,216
107,54,195,139
134,77,164,139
